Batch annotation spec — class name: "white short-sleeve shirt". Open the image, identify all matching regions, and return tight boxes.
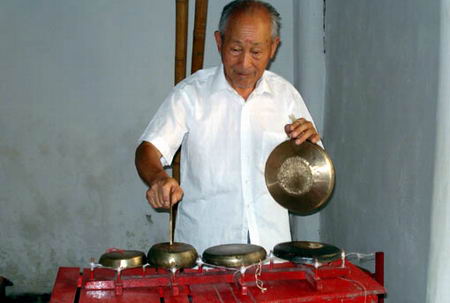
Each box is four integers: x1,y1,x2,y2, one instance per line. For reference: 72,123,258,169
140,65,319,254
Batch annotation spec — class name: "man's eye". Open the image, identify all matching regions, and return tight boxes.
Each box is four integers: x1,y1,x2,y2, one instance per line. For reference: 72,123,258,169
252,50,262,56
231,48,241,53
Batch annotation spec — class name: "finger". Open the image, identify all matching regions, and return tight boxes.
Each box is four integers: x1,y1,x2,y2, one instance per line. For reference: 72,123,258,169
147,188,161,208
154,190,166,209
161,185,172,208
284,124,295,136
152,182,162,206
170,187,184,205
309,133,321,143
293,120,312,133
291,121,316,139
290,118,307,130
286,119,310,138
284,124,291,135
285,122,301,136
294,128,317,145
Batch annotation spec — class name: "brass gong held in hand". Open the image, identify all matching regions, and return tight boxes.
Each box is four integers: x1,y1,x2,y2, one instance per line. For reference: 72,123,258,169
265,140,335,215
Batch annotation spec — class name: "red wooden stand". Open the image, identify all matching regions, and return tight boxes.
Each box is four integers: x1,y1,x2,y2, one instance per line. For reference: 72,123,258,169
50,253,386,303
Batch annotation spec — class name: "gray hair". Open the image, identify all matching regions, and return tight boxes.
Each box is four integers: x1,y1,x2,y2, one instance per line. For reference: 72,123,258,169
218,0,281,39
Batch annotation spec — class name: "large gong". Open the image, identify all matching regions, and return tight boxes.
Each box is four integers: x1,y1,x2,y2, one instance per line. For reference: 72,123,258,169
265,140,335,215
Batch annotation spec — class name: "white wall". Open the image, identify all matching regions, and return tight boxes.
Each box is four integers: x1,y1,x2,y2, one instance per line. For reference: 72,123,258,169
292,1,326,133
427,0,450,301
0,0,294,294
0,0,175,294
290,0,326,243
320,0,440,302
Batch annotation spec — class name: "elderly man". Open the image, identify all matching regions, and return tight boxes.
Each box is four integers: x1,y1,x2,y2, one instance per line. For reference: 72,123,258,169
135,0,320,253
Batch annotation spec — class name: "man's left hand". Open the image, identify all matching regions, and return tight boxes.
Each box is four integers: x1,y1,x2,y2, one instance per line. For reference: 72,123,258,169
284,118,320,145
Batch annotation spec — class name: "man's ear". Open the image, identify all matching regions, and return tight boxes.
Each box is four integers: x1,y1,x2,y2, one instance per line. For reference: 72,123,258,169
214,31,223,53
270,36,280,59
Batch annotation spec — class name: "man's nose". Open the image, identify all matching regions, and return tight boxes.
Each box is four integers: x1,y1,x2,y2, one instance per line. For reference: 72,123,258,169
238,51,252,69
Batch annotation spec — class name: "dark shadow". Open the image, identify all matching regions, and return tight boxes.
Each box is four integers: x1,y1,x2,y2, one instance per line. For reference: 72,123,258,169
4,293,50,303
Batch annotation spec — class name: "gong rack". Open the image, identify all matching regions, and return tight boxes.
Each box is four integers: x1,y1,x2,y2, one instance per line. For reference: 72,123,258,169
79,252,385,297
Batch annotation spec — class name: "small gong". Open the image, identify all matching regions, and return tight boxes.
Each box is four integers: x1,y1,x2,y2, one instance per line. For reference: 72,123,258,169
273,241,342,264
202,244,267,268
98,250,147,270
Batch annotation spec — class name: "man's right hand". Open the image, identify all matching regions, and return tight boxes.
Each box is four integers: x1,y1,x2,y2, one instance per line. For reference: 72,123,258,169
147,176,184,209
135,141,184,209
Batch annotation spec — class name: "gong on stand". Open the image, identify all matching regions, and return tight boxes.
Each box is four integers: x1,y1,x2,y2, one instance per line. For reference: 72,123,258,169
98,250,147,270
273,241,342,265
147,201,198,271
202,244,267,268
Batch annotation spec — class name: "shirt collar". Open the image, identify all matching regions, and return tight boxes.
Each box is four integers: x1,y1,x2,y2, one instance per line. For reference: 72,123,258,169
253,71,274,97
210,64,232,94
210,64,274,98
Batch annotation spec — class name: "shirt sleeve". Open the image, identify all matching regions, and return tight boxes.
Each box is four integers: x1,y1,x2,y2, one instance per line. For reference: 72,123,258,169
139,87,191,165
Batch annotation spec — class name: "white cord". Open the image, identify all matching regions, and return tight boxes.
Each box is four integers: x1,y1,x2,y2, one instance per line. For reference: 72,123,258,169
254,260,267,292
201,261,268,292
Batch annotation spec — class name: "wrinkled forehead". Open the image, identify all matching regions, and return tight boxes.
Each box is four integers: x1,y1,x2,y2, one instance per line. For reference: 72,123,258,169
222,8,273,41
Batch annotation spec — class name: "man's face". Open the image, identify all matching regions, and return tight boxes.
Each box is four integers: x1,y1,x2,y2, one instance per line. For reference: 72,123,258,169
215,9,280,99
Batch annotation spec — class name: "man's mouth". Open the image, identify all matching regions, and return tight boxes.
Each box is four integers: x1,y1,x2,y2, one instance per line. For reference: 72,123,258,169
235,71,252,77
